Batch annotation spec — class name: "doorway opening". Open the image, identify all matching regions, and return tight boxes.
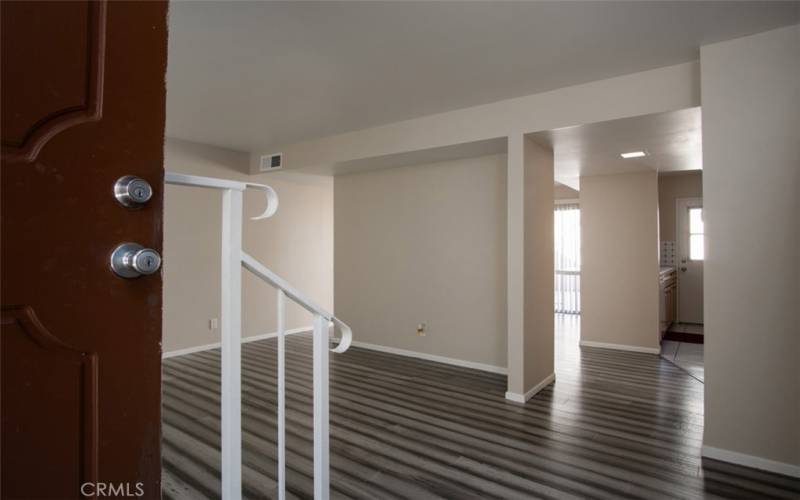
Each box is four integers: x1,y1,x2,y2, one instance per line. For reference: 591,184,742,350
533,108,705,384
553,192,581,365
554,200,581,315
659,177,704,382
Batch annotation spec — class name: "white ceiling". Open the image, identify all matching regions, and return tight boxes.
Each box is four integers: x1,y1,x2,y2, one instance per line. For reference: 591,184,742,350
533,107,702,188
166,1,799,153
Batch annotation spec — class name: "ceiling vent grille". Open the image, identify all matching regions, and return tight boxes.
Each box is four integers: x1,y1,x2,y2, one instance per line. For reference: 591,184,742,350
259,153,283,172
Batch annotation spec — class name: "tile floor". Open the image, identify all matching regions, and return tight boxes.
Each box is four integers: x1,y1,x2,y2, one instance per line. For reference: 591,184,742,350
661,323,704,383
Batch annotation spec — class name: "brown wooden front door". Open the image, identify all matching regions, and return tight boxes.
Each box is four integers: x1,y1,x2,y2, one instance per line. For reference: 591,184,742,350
1,1,168,498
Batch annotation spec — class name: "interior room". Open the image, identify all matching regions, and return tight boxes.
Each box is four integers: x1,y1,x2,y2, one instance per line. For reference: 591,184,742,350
2,2,798,500
156,3,799,495
537,107,706,381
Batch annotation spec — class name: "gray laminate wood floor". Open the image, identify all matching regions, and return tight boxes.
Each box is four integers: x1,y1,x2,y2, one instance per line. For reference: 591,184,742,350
162,315,800,499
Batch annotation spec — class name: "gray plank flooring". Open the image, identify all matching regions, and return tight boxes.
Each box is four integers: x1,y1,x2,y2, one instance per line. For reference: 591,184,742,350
162,321,800,499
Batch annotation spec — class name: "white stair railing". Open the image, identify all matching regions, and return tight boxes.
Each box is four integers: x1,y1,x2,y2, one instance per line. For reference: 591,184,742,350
165,172,352,500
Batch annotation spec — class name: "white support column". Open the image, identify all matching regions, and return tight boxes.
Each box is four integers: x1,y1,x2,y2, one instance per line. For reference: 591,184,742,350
276,290,286,500
220,188,243,500
505,134,555,404
506,133,525,400
312,314,330,499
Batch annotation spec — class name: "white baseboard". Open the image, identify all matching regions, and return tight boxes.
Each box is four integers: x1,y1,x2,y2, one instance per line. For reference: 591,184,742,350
505,373,556,403
702,445,800,478
162,326,312,359
579,340,660,355
348,340,507,375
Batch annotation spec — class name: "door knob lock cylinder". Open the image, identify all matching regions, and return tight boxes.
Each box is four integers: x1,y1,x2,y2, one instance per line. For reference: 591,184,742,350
114,175,153,208
111,243,162,278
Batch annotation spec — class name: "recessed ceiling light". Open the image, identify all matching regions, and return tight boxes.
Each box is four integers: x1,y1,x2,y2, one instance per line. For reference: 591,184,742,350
621,151,647,159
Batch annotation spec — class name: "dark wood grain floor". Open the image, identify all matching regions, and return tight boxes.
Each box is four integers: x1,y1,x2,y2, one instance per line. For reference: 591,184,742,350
162,317,800,499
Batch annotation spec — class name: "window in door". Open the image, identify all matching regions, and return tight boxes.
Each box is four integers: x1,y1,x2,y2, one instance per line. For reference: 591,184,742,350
689,207,704,261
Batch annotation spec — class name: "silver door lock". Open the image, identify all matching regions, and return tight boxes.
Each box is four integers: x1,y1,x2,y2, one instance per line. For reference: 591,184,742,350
111,243,162,278
114,175,153,208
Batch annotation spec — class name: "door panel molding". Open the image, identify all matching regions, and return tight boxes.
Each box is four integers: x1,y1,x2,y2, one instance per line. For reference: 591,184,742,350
1,305,98,497
1,0,107,163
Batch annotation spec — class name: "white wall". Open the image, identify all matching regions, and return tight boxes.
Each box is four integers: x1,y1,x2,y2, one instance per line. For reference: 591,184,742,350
580,171,660,352
334,154,507,369
163,138,333,353
700,25,800,473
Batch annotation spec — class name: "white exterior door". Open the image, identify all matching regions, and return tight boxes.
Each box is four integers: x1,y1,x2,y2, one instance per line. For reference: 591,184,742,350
676,197,704,324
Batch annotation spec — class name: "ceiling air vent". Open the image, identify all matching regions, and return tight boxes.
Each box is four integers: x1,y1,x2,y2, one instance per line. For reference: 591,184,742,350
259,153,283,172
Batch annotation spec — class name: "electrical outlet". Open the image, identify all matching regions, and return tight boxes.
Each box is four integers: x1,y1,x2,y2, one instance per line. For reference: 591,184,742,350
416,323,426,336
209,318,219,330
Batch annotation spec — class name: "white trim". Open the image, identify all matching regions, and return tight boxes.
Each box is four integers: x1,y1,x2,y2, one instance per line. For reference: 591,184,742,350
505,373,556,403
702,445,800,479
579,340,660,355
246,326,311,342
162,327,312,359
163,341,222,359
347,340,507,375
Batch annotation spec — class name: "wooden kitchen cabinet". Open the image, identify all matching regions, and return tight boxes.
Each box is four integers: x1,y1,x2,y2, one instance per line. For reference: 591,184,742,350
665,283,676,324
660,269,677,336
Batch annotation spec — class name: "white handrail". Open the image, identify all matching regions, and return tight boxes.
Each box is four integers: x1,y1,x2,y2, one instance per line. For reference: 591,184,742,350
164,171,279,220
166,171,351,500
242,251,353,500
241,251,352,353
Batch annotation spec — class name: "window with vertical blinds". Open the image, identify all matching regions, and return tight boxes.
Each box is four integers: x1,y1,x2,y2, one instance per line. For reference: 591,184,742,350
555,203,580,314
